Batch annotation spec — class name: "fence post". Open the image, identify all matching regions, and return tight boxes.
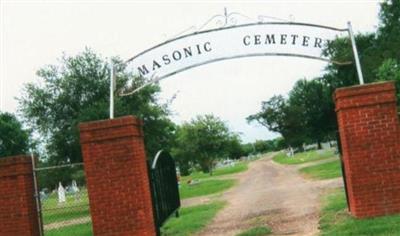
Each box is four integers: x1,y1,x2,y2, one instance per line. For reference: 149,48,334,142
79,116,156,236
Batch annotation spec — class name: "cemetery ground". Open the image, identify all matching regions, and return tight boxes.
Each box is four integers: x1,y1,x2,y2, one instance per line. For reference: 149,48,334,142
164,149,400,236
191,151,343,236
162,150,343,236
41,149,400,236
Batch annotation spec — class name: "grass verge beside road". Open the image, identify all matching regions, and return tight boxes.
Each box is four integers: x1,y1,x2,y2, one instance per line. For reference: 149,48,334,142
273,149,335,165
179,161,247,199
320,189,400,236
299,160,342,180
236,226,272,236
161,201,226,236
180,179,236,199
181,161,248,182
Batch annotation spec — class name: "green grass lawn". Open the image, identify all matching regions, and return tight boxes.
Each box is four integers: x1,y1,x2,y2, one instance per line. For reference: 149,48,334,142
180,179,236,199
181,161,248,182
42,191,90,224
209,162,248,177
236,226,272,236
320,189,400,236
161,201,226,236
44,205,90,224
41,190,92,235
45,223,92,236
178,162,246,199
299,160,342,180
273,149,336,165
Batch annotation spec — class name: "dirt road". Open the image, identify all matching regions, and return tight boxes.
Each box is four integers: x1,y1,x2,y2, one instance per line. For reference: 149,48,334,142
197,154,343,236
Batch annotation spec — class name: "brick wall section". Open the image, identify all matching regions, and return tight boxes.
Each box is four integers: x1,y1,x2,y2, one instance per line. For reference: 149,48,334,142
79,116,156,236
0,155,40,236
335,81,400,218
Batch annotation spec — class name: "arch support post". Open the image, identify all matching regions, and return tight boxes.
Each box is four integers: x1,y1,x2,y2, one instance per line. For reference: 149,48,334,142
79,116,156,235
335,81,400,218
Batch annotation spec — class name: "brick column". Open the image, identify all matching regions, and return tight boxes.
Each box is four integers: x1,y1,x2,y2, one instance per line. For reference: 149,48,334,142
335,81,400,218
79,116,156,236
0,155,40,236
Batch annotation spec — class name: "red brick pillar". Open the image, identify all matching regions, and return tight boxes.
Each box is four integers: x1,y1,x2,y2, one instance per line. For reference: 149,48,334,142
335,81,400,218
0,155,40,236
79,116,156,236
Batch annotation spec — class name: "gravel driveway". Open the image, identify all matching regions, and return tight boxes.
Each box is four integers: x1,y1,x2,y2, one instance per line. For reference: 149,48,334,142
196,153,344,236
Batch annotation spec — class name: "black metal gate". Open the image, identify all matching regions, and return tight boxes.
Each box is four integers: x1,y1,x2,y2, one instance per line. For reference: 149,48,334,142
148,150,181,235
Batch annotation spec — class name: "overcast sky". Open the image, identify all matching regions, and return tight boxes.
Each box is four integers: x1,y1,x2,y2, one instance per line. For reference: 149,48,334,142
0,0,381,142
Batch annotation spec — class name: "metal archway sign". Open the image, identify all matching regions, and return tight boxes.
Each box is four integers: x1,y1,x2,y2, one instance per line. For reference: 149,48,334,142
127,22,348,80
109,17,364,118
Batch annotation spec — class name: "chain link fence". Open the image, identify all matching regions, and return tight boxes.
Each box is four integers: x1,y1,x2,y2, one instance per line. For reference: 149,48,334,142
33,161,93,236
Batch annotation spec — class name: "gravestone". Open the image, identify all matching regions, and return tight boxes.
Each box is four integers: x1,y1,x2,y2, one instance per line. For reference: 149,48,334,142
71,180,80,201
58,182,66,204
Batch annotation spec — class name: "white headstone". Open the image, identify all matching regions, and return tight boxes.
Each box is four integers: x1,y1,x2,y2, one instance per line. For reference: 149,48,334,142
71,180,80,193
58,182,66,203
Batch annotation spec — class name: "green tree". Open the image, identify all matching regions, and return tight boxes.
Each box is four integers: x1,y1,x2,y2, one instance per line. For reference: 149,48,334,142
377,59,400,82
172,115,238,175
377,0,400,61
240,143,255,156
247,95,306,148
376,59,400,102
172,125,196,176
323,0,400,89
0,112,30,157
18,49,175,165
288,79,336,148
248,78,336,149
323,33,377,88
253,140,273,153
273,137,286,150
247,95,287,133
226,134,245,159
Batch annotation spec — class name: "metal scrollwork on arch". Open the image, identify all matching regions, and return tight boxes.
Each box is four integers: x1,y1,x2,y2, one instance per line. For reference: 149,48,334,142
172,8,293,38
